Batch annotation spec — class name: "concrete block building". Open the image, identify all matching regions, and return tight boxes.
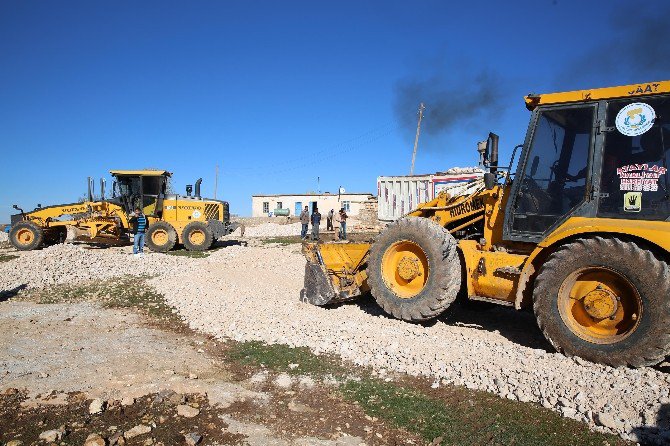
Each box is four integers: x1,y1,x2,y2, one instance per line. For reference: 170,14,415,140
251,192,373,217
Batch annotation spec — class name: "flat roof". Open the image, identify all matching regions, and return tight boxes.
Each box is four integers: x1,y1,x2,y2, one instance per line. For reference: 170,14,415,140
110,170,172,176
252,193,373,197
525,80,670,110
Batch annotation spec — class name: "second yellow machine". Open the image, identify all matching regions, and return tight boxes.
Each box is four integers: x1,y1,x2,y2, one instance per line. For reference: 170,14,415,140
302,80,670,368
9,170,241,252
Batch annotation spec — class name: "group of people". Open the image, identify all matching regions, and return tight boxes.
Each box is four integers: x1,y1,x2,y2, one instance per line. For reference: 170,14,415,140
299,206,347,241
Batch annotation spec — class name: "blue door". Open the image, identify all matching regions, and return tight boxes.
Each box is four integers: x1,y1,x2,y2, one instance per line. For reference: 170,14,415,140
295,202,302,216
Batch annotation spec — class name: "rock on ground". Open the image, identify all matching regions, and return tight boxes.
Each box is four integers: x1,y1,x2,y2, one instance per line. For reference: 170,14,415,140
177,404,200,418
124,424,151,439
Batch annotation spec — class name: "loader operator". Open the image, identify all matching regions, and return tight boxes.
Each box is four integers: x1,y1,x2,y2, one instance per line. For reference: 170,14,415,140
129,207,148,256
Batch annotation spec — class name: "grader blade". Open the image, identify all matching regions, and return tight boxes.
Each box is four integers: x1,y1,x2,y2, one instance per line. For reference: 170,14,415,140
300,242,372,306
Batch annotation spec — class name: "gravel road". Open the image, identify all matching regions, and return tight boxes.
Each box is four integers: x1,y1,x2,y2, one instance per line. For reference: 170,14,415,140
1,237,669,444
149,245,670,444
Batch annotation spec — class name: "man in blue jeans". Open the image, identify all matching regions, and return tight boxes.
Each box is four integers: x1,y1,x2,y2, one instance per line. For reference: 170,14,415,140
299,206,309,239
129,207,148,255
338,208,348,240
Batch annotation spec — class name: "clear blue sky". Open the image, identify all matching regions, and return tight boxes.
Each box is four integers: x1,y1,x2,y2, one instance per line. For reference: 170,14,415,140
1,0,668,220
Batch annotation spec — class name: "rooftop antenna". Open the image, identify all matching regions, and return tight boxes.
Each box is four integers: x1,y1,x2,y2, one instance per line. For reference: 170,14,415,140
317,176,320,194
410,102,425,176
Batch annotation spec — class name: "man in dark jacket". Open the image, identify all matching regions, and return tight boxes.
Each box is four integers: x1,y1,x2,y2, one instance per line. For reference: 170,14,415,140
299,206,309,239
311,207,321,241
129,207,148,255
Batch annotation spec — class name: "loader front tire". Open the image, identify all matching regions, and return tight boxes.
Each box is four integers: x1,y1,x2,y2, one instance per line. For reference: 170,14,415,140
9,221,44,251
533,236,670,367
182,221,213,252
146,222,177,252
367,217,461,322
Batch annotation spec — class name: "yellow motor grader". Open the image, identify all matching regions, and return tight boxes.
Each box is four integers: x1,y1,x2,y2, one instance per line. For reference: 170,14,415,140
9,170,241,252
302,80,670,367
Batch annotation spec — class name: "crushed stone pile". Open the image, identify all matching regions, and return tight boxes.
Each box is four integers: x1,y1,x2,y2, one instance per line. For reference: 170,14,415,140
150,245,670,445
0,244,196,293
4,240,669,444
0,231,8,243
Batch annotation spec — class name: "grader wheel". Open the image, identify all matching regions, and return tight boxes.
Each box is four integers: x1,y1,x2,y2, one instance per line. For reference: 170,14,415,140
533,236,670,367
181,221,213,252
367,217,461,322
145,221,178,252
9,221,44,251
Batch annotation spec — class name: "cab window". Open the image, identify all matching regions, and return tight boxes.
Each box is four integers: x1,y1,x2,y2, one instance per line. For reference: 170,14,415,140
511,106,594,234
598,96,670,220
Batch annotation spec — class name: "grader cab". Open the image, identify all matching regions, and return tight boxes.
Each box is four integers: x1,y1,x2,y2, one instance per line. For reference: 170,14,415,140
302,80,670,368
9,169,241,252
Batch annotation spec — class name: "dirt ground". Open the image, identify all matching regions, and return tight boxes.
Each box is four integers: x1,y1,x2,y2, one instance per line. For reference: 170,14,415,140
0,299,419,446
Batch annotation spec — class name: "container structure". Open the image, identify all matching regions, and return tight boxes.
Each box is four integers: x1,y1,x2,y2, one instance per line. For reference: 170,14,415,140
377,168,483,221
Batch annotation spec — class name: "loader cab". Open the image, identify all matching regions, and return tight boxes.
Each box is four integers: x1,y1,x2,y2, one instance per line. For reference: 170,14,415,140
110,170,171,218
502,89,670,243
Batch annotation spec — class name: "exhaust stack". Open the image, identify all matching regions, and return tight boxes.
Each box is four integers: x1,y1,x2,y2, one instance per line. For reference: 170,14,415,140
194,178,202,198
87,177,94,202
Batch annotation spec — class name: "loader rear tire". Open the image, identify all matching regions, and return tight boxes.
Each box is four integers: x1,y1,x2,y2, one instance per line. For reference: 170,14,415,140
367,217,461,322
533,236,670,367
9,221,44,251
146,222,177,252
182,221,213,252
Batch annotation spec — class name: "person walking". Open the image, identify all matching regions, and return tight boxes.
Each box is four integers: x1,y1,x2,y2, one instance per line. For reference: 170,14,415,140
339,208,348,240
326,209,334,231
299,206,309,239
311,207,321,241
129,207,148,256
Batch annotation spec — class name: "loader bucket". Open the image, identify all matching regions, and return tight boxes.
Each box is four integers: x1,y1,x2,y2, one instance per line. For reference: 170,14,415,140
300,242,372,306
300,260,338,306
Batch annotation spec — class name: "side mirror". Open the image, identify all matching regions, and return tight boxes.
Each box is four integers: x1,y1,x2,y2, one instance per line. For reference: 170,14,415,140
476,132,499,173
483,172,496,190
530,156,540,178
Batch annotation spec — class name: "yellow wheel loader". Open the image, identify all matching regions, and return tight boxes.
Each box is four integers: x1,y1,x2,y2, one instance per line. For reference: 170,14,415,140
302,80,670,368
9,170,242,253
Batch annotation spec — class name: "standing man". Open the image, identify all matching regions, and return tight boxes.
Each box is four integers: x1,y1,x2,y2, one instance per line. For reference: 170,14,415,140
333,208,341,241
129,207,148,256
339,208,348,240
326,209,334,231
299,206,309,239
311,207,321,241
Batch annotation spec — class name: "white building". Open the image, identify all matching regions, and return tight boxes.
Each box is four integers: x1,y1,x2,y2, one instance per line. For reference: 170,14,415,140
377,167,484,221
251,192,374,218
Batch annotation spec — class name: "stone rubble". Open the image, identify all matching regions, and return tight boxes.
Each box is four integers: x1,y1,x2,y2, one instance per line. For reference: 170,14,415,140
0,243,197,292
149,245,670,445
3,239,669,444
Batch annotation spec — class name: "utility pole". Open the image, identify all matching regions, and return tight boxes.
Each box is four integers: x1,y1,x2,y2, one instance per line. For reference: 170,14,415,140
214,164,219,199
410,102,425,175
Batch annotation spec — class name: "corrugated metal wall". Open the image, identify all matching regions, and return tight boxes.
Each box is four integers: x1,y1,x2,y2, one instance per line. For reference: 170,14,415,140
377,172,482,221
